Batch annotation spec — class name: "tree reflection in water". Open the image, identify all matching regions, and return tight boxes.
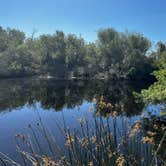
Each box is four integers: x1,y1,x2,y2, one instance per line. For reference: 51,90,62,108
0,78,165,165
0,78,151,115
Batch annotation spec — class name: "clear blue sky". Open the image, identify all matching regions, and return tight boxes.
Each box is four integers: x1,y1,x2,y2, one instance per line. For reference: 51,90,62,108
0,0,166,42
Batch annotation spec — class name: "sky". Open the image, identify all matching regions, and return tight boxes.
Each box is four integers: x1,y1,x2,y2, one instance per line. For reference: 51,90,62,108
0,0,166,42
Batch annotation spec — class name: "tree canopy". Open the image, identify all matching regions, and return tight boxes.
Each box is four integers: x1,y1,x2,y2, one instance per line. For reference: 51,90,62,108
141,42,166,103
0,26,158,80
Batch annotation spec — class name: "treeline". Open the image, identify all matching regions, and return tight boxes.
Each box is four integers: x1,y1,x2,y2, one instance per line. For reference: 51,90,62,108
0,26,162,79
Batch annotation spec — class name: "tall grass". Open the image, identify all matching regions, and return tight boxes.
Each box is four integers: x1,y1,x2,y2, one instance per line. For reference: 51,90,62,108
12,115,164,165
0,100,165,166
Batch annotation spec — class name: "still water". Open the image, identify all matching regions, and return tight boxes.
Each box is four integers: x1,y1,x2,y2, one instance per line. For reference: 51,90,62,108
0,78,157,164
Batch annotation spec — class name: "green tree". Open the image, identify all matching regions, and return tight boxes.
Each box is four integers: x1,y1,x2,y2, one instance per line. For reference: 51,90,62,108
98,28,124,76
0,26,8,52
123,33,153,79
65,34,86,77
7,28,25,47
39,31,66,77
0,26,160,80
141,42,166,103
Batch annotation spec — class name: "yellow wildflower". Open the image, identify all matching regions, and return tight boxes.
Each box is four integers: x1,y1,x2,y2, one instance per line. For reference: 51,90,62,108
116,154,126,166
113,111,118,117
142,136,154,144
107,103,113,110
99,101,107,109
42,156,55,166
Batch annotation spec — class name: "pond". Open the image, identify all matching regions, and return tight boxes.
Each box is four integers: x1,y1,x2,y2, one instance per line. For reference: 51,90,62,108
0,78,164,165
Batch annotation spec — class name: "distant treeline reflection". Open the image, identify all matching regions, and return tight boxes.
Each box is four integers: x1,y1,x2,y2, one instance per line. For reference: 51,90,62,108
0,78,151,116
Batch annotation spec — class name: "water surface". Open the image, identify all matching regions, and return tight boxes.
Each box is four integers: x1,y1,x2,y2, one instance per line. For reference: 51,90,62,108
0,78,153,164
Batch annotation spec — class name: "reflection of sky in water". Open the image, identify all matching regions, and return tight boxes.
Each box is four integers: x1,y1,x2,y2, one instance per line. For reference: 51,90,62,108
0,78,163,165
144,104,166,116
0,101,145,163
0,101,94,162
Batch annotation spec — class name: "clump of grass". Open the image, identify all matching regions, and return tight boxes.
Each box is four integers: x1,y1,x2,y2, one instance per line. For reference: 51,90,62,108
14,114,165,166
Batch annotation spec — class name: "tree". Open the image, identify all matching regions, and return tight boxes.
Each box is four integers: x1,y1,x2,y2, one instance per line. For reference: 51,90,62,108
141,42,166,103
7,28,25,47
141,69,166,103
84,43,101,77
98,28,124,75
0,26,8,52
0,26,159,80
65,34,86,77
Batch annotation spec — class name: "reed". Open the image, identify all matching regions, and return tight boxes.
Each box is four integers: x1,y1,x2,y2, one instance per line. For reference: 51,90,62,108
1,100,165,166
12,114,164,166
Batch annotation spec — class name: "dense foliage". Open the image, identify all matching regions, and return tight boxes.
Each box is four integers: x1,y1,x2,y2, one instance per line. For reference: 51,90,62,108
141,42,166,103
0,26,155,79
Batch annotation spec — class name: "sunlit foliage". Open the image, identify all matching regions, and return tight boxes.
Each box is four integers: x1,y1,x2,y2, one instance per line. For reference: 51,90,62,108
0,26,155,79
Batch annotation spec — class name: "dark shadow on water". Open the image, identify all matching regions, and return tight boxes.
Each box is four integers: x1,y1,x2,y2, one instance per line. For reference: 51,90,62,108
0,78,151,116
